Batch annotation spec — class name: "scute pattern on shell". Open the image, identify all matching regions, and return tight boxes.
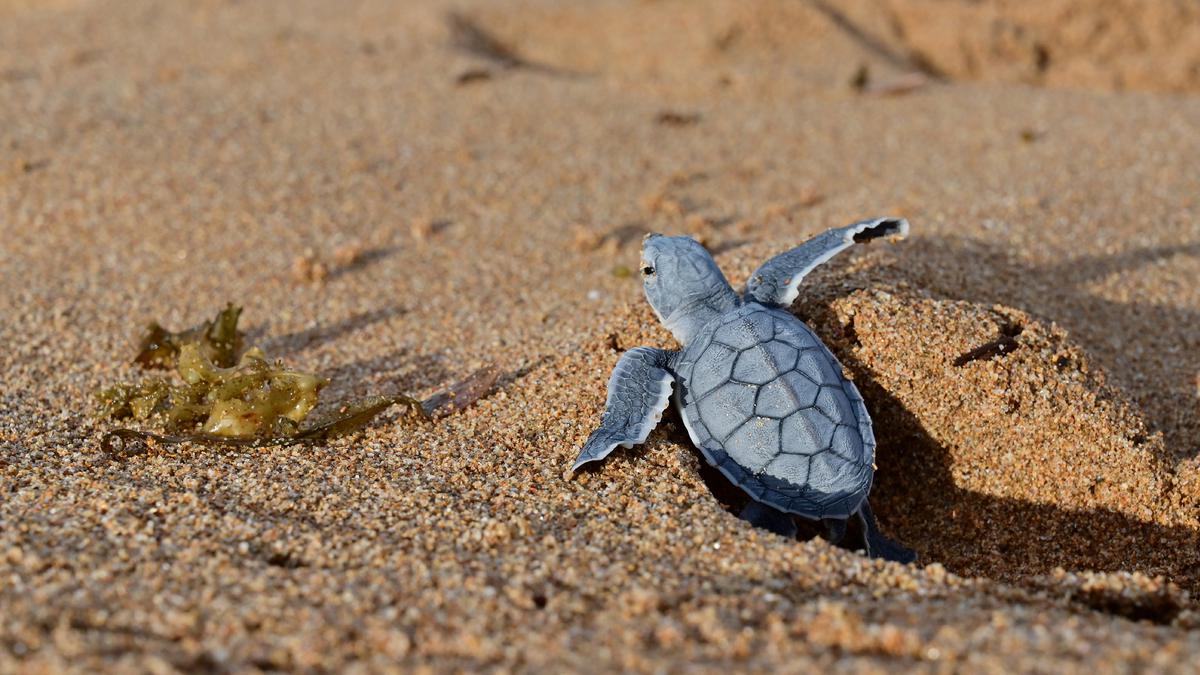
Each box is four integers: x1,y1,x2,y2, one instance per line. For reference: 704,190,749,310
676,303,874,519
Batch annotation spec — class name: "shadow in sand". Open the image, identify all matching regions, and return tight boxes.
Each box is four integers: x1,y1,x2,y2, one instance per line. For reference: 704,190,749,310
256,306,407,356
602,223,649,248
599,222,750,256
901,236,1200,461
321,348,436,383
707,238,753,256
320,350,533,412
325,246,401,282
495,354,552,389
446,11,591,79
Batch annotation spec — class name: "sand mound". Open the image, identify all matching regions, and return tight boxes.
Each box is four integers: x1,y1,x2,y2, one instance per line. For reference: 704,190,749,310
805,282,1199,586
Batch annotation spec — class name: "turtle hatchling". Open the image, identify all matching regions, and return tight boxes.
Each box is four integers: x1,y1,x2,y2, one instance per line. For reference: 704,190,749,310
572,218,915,562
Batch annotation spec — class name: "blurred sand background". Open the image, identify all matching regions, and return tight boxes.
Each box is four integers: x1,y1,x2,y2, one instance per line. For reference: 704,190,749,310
2,0,1200,671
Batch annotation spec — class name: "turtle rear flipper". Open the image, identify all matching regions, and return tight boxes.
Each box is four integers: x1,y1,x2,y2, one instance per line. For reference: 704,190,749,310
858,499,916,563
822,517,848,544
738,500,798,538
572,347,676,471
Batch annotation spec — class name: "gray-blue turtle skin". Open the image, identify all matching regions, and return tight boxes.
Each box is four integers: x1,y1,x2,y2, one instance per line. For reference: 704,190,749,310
572,217,913,561
674,302,874,520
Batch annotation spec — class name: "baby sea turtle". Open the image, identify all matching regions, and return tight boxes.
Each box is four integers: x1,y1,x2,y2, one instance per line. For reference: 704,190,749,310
572,218,915,562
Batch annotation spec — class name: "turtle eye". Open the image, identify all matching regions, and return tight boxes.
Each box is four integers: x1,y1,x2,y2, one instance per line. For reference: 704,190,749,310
641,265,655,276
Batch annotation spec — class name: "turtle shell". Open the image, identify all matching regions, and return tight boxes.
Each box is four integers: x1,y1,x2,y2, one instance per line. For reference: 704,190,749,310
675,302,874,519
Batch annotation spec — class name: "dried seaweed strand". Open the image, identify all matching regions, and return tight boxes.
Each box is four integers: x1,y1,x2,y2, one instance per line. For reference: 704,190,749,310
421,365,500,419
953,324,1024,367
953,335,1018,366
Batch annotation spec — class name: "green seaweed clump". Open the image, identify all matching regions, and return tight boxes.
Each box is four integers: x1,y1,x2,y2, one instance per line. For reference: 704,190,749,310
178,343,326,436
97,305,498,455
134,303,244,369
100,342,334,436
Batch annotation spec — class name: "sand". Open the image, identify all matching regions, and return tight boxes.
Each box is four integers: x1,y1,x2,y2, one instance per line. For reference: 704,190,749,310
2,0,1200,671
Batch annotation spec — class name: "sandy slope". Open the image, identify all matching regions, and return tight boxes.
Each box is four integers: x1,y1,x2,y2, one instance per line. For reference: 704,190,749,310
2,0,1199,671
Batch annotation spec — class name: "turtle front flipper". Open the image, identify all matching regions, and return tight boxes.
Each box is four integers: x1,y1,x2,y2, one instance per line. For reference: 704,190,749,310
744,217,909,308
572,347,677,471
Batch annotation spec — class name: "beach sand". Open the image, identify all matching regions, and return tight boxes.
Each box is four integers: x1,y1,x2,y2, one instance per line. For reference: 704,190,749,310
2,0,1199,671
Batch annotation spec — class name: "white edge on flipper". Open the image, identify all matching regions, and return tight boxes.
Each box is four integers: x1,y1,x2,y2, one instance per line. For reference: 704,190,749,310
674,396,703,450
774,217,909,308
570,373,675,471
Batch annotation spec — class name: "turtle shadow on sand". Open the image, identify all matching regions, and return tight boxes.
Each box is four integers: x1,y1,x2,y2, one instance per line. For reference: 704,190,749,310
782,236,1200,594
849,368,1200,591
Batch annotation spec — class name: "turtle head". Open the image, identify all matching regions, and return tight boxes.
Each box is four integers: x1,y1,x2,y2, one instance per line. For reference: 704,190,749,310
640,233,737,344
